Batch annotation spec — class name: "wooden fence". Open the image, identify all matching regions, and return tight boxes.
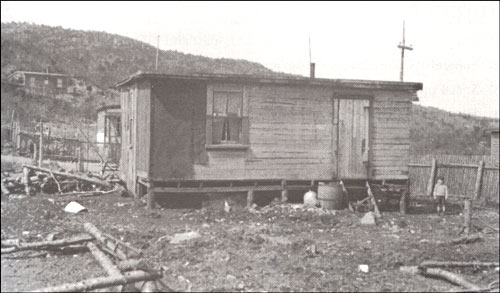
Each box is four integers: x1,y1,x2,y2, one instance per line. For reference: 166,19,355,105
409,156,499,203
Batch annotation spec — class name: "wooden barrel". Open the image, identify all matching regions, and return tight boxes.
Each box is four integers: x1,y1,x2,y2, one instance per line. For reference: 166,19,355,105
317,182,346,210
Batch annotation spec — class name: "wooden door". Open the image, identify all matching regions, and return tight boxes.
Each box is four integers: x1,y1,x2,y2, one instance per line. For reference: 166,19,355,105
127,88,136,194
337,98,370,179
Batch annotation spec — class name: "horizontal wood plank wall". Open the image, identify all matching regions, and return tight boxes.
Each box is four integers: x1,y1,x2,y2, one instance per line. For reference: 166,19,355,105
193,84,336,180
150,80,206,180
370,90,413,179
135,80,151,176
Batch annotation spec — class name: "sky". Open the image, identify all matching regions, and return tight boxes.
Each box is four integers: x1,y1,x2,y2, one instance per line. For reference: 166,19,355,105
2,1,499,118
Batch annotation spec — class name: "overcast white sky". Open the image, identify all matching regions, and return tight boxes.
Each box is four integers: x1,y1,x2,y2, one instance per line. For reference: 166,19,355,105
2,1,499,118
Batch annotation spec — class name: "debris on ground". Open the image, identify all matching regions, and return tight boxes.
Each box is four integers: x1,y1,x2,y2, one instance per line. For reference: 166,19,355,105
169,231,201,244
358,264,370,273
303,190,319,208
64,201,88,214
360,211,377,225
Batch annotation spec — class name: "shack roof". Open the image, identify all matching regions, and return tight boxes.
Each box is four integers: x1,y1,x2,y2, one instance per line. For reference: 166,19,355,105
115,72,423,92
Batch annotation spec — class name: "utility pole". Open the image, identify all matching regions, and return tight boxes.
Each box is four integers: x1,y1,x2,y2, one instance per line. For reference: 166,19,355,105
155,35,160,71
397,21,413,81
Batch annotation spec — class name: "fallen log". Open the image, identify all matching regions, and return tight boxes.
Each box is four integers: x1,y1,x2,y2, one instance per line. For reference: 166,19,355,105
117,259,149,272
32,270,162,292
87,242,123,292
449,235,482,245
23,164,111,189
83,222,128,260
1,234,94,254
400,266,482,290
420,260,499,269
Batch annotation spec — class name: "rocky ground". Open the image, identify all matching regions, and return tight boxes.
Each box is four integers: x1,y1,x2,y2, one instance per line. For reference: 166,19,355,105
1,180,499,292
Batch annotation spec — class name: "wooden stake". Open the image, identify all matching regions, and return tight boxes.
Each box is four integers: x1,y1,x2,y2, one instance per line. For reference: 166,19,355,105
39,119,43,167
473,160,484,201
463,199,472,235
32,270,161,293
426,158,437,197
366,181,381,218
399,191,408,215
23,166,31,196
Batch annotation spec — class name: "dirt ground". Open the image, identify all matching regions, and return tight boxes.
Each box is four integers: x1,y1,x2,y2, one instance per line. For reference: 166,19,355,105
1,180,499,292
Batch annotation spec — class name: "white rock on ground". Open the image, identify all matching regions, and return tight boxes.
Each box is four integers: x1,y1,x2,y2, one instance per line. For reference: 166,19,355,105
303,190,318,207
169,231,201,244
360,211,376,225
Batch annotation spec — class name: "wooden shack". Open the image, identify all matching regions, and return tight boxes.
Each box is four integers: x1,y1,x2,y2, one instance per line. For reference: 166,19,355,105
491,129,499,166
115,72,422,202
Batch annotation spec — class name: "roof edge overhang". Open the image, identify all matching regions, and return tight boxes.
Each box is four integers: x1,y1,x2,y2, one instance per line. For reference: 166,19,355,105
114,72,423,92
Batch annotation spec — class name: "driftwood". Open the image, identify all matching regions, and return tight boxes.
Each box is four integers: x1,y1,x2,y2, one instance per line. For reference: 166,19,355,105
84,223,128,260
1,234,94,254
87,242,123,292
117,259,149,272
449,235,482,245
32,270,162,292
400,266,481,290
420,260,499,269
23,164,111,189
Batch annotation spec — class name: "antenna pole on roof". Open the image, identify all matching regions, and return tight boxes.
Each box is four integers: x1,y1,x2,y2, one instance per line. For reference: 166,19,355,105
397,21,413,81
155,35,160,71
309,36,312,64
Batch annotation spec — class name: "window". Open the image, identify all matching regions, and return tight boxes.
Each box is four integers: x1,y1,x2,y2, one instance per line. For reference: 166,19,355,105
44,79,49,85
57,78,63,88
211,91,243,144
30,77,35,87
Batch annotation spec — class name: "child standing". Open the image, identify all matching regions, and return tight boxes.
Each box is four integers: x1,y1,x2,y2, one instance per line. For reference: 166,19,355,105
433,176,448,215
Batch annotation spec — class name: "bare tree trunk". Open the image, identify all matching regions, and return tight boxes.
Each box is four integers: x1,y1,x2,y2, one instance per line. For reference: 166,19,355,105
420,260,499,268
1,234,93,254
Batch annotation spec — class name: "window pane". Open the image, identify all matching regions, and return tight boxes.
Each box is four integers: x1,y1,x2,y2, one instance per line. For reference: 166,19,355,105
213,94,227,116
227,117,242,142
212,117,225,144
227,94,242,116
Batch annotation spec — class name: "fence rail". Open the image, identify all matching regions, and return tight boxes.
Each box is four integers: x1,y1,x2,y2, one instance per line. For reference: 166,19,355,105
409,156,499,203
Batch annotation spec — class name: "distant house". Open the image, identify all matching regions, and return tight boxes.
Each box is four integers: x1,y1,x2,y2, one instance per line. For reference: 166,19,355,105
491,129,499,165
7,70,70,96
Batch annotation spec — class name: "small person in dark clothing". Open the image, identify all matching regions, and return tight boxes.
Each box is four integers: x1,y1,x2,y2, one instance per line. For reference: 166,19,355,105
433,176,448,215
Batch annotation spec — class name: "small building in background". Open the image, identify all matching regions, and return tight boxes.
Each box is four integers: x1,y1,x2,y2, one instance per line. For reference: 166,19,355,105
491,129,499,165
6,70,71,96
96,104,121,164
96,104,121,144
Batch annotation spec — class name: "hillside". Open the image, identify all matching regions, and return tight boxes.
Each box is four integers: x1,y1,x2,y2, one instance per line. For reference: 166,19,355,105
1,22,498,155
1,22,279,89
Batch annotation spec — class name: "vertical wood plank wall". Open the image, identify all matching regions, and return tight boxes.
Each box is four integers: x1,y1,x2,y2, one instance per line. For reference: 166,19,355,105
370,91,414,179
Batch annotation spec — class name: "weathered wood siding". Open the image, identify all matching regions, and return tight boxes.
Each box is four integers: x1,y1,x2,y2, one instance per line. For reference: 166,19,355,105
370,90,414,179
119,89,129,184
193,83,336,180
135,81,151,178
492,132,499,165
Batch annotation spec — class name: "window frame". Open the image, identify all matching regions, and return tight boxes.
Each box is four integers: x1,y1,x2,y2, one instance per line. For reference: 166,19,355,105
206,84,249,150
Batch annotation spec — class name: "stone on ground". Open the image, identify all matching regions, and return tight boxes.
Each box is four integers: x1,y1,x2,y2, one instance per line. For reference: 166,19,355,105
360,211,376,225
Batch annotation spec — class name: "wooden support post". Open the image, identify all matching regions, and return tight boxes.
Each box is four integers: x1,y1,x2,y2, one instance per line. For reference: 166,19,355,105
147,182,156,210
281,180,288,203
426,158,437,197
473,160,484,201
366,181,381,218
463,199,472,235
10,109,15,141
400,191,408,215
23,166,31,196
39,120,43,167
247,189,255,208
